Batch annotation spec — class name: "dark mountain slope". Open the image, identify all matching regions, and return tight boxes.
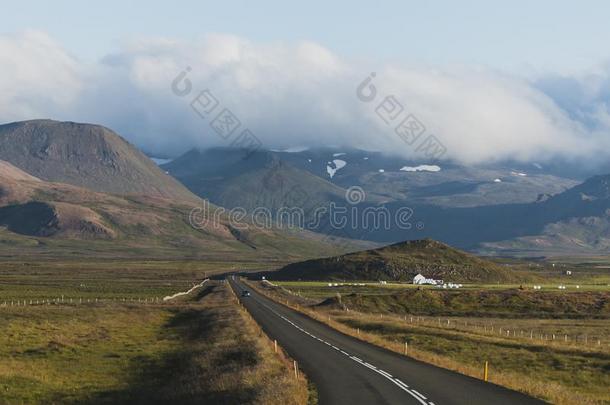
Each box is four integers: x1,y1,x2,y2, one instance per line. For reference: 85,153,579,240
337,174,610,253
163,148,354,214
262,148,578,207
479,175,610,254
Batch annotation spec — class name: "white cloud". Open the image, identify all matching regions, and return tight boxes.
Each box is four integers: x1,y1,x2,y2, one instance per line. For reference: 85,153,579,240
0,31,84,120
0,31,609,165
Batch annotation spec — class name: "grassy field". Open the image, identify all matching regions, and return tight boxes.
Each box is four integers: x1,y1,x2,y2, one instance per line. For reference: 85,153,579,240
276,279,610,293
0,259,261,302
2,254,607,404
251,279,610,405
0,263,310,405
0,304,173,403
275,281,610,319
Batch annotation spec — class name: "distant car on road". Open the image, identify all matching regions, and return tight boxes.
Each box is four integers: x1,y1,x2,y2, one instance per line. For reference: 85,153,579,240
241,290,251,297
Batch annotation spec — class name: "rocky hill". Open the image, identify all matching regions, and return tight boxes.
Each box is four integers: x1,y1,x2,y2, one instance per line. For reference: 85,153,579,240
268,238,516,282
0,120,198,202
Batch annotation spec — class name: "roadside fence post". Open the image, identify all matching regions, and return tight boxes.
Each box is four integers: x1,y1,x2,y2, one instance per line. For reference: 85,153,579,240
484,361,489,382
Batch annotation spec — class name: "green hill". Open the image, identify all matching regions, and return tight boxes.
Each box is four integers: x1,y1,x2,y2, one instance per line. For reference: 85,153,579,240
269,238,516,282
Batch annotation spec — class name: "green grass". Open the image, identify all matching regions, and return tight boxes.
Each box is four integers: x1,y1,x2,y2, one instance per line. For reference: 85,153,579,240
0,259,258,301
0,304,175,404
275,281,610,317
341,289,610,318
0,262,310,405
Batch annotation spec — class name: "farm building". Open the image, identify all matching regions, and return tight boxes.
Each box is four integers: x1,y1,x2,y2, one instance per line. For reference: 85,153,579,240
412,274,441,285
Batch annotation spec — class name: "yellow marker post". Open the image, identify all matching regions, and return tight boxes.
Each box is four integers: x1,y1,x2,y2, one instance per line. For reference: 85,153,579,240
484,361,489,382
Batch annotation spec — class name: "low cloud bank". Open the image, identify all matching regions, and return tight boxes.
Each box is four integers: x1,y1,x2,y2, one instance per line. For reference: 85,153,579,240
1,31,609,165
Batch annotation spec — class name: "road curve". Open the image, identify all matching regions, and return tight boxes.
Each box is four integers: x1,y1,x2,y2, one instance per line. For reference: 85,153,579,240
230,278,546,405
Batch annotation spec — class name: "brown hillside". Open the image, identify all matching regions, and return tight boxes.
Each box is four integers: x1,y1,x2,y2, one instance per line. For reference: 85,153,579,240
0,162,346,258
0,120,198,202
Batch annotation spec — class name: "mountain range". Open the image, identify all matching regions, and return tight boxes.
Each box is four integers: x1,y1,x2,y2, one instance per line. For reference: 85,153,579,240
0,119,608,258
164,147,578,209
162,146,610,256
0,120,355,260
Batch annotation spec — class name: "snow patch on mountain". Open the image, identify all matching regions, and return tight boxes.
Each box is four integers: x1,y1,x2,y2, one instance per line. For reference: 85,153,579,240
400,165,441,172
326,159,347,178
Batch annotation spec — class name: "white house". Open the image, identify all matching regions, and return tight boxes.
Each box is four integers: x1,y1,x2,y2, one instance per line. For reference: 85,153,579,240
413,274,441,285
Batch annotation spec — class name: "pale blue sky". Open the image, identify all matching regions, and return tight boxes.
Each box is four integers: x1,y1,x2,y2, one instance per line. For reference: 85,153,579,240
2,0,610,162
4,0,610,73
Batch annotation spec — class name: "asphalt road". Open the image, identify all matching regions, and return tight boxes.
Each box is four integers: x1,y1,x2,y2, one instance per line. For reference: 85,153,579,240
229,278,546,405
